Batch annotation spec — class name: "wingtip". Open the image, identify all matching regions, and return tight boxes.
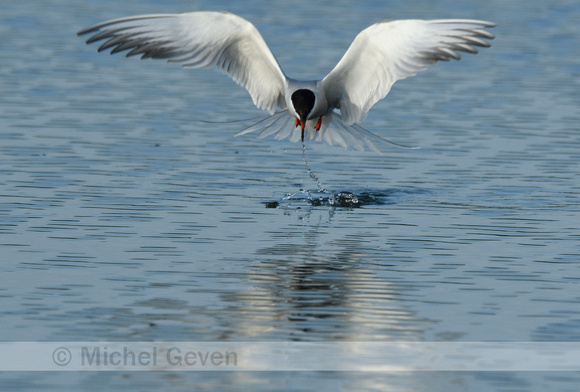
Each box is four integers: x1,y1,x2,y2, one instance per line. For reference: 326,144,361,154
77,25,98,37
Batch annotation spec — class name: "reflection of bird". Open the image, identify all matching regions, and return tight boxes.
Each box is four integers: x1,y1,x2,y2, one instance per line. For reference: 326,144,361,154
78,12,495,152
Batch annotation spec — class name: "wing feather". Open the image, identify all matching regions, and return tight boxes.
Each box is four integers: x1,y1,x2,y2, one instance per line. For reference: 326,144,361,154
78,12,287,113
322,19,496,124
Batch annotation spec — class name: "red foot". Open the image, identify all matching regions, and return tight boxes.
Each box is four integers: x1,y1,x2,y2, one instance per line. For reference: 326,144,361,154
315,117,322,131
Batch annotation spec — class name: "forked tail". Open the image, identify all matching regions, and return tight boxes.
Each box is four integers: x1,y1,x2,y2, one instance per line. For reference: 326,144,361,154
235,110,419,153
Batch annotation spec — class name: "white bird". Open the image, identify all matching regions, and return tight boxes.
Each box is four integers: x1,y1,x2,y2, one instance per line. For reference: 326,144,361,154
78,11,495,152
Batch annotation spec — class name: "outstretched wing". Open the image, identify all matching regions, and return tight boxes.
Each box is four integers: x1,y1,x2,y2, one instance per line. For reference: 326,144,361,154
321,19,496,124
78,12,287,113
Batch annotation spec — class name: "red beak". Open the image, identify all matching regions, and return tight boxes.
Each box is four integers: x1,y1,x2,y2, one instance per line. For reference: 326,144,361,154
295,118,306,142
295,118,306,131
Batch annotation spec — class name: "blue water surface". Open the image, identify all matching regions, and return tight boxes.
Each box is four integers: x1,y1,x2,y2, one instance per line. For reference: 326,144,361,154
1,0,579,390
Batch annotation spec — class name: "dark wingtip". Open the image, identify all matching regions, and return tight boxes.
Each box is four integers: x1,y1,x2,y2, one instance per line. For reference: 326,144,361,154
77,26,97,37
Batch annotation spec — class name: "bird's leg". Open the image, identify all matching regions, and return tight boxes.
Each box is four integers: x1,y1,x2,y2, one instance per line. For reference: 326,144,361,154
315,117,322,131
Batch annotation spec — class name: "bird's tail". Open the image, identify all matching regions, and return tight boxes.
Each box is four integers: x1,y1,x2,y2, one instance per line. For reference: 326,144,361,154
235,110,419,153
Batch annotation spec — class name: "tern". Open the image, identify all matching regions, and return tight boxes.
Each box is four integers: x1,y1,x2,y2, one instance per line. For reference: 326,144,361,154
78,11,495,152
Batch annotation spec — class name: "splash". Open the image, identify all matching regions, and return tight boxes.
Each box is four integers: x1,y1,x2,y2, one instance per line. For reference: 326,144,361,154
301,140,325,192
264,189,360,209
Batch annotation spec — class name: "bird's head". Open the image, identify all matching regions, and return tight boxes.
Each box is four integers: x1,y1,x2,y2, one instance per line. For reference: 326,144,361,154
291,89,315,131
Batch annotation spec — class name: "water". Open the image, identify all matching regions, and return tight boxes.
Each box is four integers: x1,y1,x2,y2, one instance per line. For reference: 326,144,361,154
1,0,580,390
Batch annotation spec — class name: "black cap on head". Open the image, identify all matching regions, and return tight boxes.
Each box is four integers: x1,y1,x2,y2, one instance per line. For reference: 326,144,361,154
291,89,315,121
